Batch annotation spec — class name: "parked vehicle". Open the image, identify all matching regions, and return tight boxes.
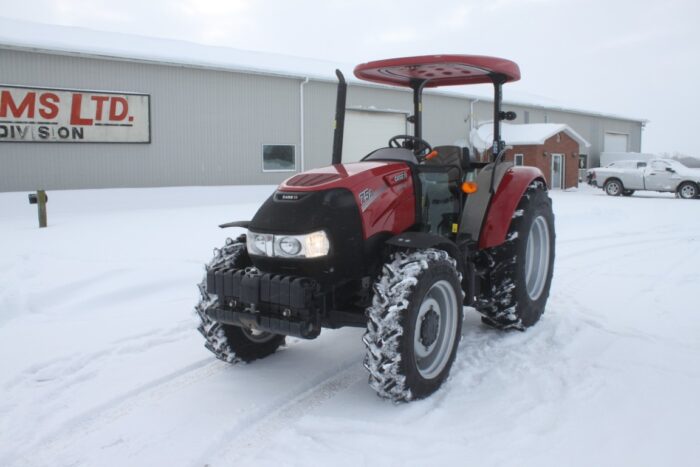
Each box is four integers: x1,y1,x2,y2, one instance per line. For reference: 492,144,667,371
588,159,700,199
196,55,556,402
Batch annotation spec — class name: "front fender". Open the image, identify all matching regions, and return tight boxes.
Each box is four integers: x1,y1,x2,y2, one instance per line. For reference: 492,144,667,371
386,232,463,271
479,166,546,249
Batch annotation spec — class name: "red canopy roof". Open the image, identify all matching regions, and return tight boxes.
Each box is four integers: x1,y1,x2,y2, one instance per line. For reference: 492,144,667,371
353,54,520,88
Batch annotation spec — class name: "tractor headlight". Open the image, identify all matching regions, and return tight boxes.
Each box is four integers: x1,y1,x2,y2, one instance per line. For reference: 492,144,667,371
248,233,274,256
247,230,330,258
278,236,302,256
303,231,330,258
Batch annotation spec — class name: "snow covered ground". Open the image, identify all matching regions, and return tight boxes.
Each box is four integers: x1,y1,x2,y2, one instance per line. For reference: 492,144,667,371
1,184,698,467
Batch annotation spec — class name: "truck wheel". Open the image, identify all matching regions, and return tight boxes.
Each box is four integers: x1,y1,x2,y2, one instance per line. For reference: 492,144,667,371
622,190,635,197
195,236,285,363
678,182,698,200
604,179,623,196
476,182,555,330
364,249,463,402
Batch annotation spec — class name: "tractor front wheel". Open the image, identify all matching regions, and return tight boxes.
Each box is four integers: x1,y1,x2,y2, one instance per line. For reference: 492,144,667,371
195,236,285,363
364,249,463,402
476,182,555,330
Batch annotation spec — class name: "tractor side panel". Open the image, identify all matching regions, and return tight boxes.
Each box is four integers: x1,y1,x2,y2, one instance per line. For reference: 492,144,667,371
479,166,545,250
350,167,416,239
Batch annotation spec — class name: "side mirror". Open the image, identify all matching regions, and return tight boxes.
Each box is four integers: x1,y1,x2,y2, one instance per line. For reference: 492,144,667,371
461,147,472,172
665,167,676,173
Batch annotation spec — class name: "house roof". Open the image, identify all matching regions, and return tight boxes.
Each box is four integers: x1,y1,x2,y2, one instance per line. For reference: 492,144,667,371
470,123,591,152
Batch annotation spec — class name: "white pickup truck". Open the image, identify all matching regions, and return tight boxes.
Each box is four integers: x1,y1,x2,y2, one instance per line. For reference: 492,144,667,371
587,159,700,199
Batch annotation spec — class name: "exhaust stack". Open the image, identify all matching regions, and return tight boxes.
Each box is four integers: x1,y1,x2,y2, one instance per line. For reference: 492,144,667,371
331,69,347,165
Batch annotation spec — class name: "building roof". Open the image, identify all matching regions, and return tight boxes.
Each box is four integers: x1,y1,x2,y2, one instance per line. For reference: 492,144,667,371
471,123,592,151
0,17,646,124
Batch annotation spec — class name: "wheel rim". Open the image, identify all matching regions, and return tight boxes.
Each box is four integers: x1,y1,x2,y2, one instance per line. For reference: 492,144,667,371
680,184,696,199
413,280,459,379
525,216,551,301
242,327,277,343
606,182,620,195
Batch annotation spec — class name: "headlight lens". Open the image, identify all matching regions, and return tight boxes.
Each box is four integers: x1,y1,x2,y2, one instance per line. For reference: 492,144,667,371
248,233,273,256
278,237,302,256
304,231,330,258
247,230,330,258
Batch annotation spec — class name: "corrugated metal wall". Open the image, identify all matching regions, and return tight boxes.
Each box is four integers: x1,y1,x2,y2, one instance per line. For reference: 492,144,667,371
0,48,301,191
0,47,644,192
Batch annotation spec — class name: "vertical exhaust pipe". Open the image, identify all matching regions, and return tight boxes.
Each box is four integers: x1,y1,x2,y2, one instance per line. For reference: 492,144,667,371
332,69,347,165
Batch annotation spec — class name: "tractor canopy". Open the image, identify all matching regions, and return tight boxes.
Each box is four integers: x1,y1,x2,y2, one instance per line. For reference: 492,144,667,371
353,54,520,88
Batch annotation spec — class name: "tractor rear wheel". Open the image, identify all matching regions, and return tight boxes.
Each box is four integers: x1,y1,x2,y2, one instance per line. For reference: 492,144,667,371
195,236,285,363
364,249,463,402
476,182,555,330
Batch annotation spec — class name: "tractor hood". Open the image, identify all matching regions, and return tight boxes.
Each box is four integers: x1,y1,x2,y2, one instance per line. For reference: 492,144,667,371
279,161,407,192
247,160,416,281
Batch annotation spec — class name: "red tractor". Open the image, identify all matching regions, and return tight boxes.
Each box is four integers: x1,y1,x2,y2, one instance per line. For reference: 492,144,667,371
196,55,555,402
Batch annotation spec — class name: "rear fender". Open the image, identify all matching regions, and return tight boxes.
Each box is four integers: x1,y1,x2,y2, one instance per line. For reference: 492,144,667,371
479,166,546,249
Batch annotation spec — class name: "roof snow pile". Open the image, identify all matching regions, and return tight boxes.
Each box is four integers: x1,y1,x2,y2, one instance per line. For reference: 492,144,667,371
0,18,646,122
470,122,591,152
0,17,352,82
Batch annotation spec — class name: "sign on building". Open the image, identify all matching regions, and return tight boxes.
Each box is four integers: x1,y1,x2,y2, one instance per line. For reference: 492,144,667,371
0,85,150,143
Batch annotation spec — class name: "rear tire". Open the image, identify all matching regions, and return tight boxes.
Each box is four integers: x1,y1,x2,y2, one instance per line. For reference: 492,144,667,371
678,182,698,200
195,236,285,363
364,249,463,402
604,179,623,196
476,182,555,329
622,190,635,197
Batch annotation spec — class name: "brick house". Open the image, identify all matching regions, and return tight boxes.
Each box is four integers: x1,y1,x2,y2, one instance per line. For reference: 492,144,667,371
471,123,591,189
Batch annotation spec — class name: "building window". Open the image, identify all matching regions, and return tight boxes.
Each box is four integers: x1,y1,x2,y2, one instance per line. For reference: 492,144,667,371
579,154,588,169
524,111,530,124
262,145,296,172
514,153,524,166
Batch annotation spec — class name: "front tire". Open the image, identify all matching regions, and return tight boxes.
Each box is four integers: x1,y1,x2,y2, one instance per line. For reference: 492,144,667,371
678,182,698,200
195,236,285,363
622,190,635,197
364,249,463,402
476,182,555,329
604,179,623,196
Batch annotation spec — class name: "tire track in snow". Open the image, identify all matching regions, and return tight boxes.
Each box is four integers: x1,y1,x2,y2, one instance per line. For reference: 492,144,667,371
197,358,366,466
5,357,226,467
556,233,690,262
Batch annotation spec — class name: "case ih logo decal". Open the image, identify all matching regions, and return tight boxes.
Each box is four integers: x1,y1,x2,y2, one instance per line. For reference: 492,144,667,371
0,85,150,143
393,172,407,183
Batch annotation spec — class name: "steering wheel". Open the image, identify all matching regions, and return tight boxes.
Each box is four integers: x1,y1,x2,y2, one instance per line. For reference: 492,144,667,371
388,135,432,154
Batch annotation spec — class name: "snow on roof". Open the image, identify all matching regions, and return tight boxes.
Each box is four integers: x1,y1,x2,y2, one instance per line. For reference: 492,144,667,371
0,18,646,123
0,17,353,82
470,122,591,151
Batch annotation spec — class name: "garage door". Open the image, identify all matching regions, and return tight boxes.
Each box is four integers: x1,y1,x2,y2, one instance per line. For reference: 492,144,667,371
342,110,407,163
604,133,629,152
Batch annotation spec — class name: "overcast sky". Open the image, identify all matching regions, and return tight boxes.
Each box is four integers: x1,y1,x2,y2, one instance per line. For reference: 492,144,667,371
2,0,698,155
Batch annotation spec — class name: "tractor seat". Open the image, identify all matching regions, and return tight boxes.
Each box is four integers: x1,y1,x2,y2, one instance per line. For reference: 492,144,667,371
426,145,463,184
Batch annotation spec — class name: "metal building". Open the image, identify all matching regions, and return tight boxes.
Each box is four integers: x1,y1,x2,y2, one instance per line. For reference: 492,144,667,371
0,19,645,192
